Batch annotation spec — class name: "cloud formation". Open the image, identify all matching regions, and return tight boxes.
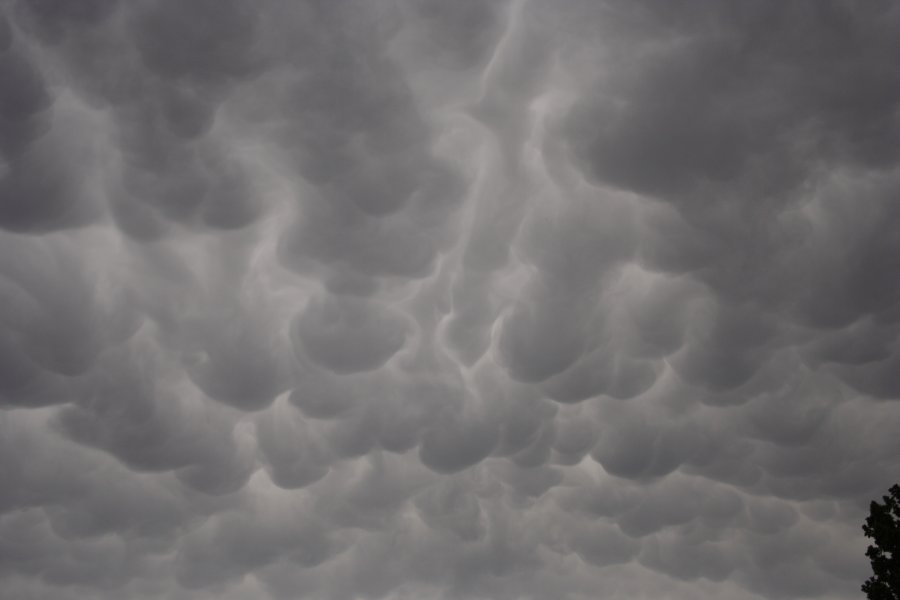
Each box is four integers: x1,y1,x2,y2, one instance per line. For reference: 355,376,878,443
1,1,899,599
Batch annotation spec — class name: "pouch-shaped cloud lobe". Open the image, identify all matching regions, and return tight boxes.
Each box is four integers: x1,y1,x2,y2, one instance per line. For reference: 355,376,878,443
1,1,899,599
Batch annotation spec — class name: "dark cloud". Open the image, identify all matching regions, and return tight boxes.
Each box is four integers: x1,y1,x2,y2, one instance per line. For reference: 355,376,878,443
1,1,899,599
292,295,410,374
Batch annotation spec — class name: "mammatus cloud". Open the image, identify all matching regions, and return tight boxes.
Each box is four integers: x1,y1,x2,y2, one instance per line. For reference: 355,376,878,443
1,1,899,599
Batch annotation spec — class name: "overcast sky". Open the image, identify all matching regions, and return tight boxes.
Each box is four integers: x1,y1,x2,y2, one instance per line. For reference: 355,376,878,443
1,1,899,599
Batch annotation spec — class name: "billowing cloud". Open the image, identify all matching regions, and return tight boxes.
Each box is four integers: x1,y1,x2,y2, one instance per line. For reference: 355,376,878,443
1,1,899,599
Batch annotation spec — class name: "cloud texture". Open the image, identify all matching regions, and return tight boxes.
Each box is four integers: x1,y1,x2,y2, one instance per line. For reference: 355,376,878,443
1,1,899,598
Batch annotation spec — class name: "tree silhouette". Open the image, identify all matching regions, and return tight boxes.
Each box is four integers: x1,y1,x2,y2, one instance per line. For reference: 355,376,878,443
862,484,900,600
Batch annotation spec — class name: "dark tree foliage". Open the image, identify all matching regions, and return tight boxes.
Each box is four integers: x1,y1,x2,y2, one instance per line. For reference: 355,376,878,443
863,484,900,600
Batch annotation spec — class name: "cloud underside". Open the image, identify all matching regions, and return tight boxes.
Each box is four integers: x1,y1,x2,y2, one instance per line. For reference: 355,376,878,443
1,1,899,599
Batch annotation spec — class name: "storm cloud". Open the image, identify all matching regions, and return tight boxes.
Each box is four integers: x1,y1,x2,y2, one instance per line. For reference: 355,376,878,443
1,1,899,599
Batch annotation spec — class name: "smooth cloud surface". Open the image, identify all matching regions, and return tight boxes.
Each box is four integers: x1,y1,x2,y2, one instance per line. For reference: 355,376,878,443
1,1,899,599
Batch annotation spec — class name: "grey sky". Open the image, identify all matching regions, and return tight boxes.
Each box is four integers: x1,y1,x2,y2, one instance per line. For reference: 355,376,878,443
1,1,899,599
